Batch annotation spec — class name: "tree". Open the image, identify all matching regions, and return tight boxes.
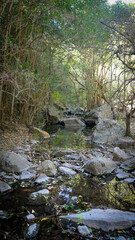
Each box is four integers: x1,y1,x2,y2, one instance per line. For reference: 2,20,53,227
100,0,135,135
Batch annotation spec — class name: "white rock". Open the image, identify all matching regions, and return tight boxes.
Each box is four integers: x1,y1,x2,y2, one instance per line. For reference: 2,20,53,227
78,225,90,235
58,166,76,176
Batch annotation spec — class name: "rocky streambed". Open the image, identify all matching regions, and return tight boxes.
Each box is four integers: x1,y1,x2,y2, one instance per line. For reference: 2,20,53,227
0,126,135,240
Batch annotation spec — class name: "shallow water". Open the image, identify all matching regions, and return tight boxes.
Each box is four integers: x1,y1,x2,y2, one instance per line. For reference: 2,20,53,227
0,126,135,239
43,126,93,150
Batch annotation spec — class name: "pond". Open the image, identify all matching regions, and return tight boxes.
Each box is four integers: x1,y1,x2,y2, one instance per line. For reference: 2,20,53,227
43,125,94,150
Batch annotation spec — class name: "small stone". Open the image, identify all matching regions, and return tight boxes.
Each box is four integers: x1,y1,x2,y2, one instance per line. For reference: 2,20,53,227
117,237,126,240
26,214,35,221
123,178,135,183
0,181,11,193
25,223,39,239
35,174,51,184
78,225,90,236
20,170,36,180
0,210,9,219
58,166,76,176
131,171,135,176
116,173,130,179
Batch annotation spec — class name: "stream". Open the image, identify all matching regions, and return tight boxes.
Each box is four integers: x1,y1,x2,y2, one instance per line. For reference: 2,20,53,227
0,126,135,240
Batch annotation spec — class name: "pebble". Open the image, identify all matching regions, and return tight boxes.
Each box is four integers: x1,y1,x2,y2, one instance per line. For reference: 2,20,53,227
0,180,11,193
78,225,90,236
35,174,50,184
20,170,36,180
26,214,35,221
25,223,39,239
117,237,126,240
123,178,135,183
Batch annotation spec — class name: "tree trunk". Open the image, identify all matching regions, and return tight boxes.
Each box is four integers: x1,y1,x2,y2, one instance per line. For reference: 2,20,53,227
126,112,131,136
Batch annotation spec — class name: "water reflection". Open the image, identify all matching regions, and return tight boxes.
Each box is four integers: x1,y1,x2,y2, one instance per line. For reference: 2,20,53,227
54,175,135,211
43,126,93,150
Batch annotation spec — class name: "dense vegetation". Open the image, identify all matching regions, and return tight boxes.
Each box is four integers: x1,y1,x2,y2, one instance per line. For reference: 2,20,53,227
0,0,135,135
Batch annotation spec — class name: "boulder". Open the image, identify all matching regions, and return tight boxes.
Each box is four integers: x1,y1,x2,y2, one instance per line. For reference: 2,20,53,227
84,104,113,126
45,104,61,125
84,157,116,175
0,151,33,173
41,160,57,176
61,117,85,128
60,209,135,232
113,147,129,162
115,137,135,149
30,127,50,138
92,119,125,144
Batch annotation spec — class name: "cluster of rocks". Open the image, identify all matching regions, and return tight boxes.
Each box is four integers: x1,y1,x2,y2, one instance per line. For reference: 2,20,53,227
0,129,135,238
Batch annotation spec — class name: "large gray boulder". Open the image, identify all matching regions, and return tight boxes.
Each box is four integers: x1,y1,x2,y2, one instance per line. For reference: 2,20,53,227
61,117,85,128
92,119,125,144
84,104,113,126
84,157,116,175
41,160,57,176
0,151,33,173
60,209,135,232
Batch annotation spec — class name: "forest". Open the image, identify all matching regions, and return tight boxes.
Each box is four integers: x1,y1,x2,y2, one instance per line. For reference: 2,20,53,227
0,0,135,134
0,1,135,240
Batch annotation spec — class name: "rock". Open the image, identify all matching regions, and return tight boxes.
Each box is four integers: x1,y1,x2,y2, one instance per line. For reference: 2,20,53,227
92,119,125,144
60,209,135,232
62,163,81,171
0,181,11,193
30,127,50,138
58,166,76,176
35,174,51,184
41,160,57,176
84,104,113,126
116,172,131,179
0,151,33,173
65,154,82,161
61,117,85,128
0,210,9,219
120,157,135,171
84,157,116,175
78,225,90,236
115,137,135,149
52,150,74,158
46,104,61,125
26,214,35,221
30,189,49,198
113,147,129,162
25,223,39,239
117,237,126,240
20,170,36,180
123,178,135,183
